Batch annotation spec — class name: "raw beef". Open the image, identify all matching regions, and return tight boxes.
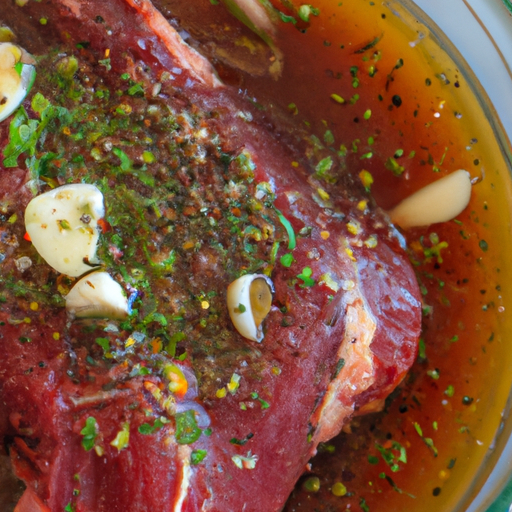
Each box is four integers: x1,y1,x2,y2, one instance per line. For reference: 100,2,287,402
0,1,421,510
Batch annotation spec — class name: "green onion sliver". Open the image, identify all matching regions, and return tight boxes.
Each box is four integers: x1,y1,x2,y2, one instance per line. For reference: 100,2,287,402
276,210,296,250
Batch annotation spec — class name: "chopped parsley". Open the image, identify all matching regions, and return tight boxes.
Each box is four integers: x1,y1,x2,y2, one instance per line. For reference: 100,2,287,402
191,449,207,465
276,210,297,250
80,417,98,451
175,409,202,444
138,418,166,435
297,267,315,287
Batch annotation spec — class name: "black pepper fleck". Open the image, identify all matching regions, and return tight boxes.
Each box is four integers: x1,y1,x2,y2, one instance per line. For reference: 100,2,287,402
392,95,402,107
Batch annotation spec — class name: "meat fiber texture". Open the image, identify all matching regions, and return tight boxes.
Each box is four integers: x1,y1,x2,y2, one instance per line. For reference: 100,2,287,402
0,1,422,511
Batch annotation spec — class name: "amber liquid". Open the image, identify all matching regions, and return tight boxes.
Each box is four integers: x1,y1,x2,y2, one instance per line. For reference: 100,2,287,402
229,1,512,510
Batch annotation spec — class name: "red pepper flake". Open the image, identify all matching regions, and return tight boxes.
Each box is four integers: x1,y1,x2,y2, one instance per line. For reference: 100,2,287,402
23,232,31,242
97,218,110,233
151,338,163,354
183,205,198,216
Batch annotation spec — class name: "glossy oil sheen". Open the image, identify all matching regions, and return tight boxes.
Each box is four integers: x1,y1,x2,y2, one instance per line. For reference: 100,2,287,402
230,0,512,510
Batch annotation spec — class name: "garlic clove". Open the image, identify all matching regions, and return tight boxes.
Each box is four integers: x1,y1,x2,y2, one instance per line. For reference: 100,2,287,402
66,271,129,320
388,170,472,229
25,184,105,277
227,274,274,342
0,42,36,122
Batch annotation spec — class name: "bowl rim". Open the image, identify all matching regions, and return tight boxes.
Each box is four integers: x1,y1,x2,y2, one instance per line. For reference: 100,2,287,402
397,1,512,510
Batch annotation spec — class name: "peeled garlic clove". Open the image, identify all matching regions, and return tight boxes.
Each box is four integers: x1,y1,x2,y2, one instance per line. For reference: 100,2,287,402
227,274,273,342
388,170,472,229
66,271,129,320
25,184,105,277
0,42,36,122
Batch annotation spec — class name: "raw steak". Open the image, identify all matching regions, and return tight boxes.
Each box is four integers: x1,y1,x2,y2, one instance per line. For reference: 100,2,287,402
0,1,421,511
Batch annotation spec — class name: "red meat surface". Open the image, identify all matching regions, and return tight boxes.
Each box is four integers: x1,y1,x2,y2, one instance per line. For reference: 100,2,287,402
0,1,421,511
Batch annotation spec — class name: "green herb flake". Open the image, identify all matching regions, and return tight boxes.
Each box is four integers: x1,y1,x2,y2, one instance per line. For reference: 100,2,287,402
418,338,427,359
413,422,438,457
127,83,145,96
375,441,407,472
444,385,455,397
98,58,111,71
315,156,333,178
297,266,315,287
385,157,405,176
58,219,72,230
280,253,294,268
288,103,298,115
298,4,320,22
258,398,270,409
80,417,98,451
175,409,202,444
31,93,50,115
142,150,156,164
191,449,207,465
230,437,248,446
138,418,165,435
323,129,335,145
144,312,168,327
427,368,440,380
277,11,297,24
250,391,270,409
350,93,360,104
330,93,345,104
3,97,70,168
113,147,132,171
95,337,110,352
276,210,296,250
